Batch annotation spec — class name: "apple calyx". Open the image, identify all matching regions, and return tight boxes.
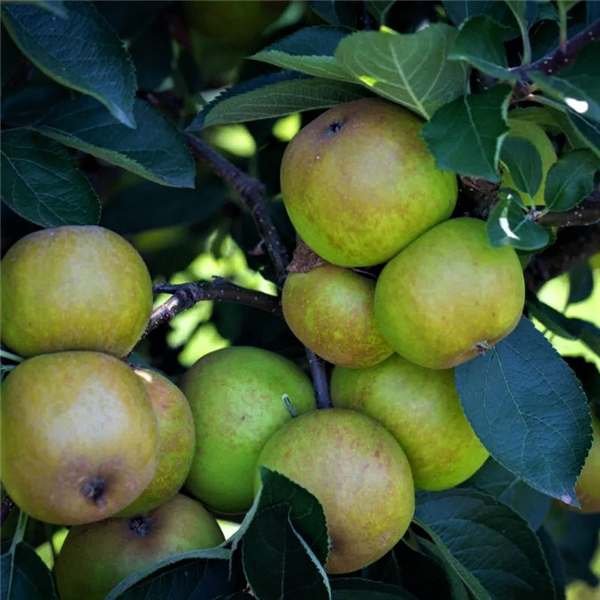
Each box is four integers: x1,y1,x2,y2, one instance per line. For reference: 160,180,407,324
474,341,491,355
129,515,153,537
327,120,344,135
81,477,107,509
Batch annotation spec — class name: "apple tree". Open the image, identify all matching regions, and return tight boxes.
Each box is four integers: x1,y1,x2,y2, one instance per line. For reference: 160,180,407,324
1,1,599,599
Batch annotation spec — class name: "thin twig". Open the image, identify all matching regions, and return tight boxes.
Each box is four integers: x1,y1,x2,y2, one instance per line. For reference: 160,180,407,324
305,348,332,409
1,495,16,528
537,191,600,228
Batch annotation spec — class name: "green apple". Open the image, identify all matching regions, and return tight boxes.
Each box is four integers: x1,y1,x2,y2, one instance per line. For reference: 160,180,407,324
282,264,393,368
575,414,600,513
0,352,158,525
280,98,458,267
1,226,153,358
255,409,414,574
117,369,195,517
374,218,525,369
183,0,289,46
54,493,225,600
182,347,316,514
331,354,489,490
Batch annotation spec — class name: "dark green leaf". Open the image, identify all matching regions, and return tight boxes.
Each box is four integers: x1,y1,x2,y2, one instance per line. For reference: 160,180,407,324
188,72,369,130
505,0,538,30
588,1,600,25
536,527,566,600
442,0,498,27
529,41,600,124
0,128,100,228
568,262,595,305
486,198,549,250
421,85,512,181
449,15,517,80
462,458,551,530
129,20,173,92
526,293,584,340
1,541,59,600
500,137,543,199
331,578,418,599
1,24,22,88
4,0,67,18
1,82,69,123
567,109,600,157
242,504,330,600
335,24,469,120
455,317,592,506
309,1,357,28
251,26,352,82
415,488,555,600
365,1,395,26
544,150,598,212
2,2,137,127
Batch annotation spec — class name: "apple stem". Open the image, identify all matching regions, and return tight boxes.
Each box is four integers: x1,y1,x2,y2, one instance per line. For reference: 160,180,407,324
306,349,332,410
282,394,299,418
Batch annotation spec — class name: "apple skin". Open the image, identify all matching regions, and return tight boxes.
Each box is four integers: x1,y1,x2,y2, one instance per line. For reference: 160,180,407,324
575,414,600,513
255,409,414,574
1,226,153,358
0,352,158,525
374,218,525,369
182,347,316,514
280,98,458,267
54,493,225,600
282,264,393,368
331,354,489,490
184,0,289,46
117,370,195,517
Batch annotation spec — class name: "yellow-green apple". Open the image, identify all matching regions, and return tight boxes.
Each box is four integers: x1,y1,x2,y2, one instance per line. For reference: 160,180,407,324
0,352,158,525
374,218,525,369
255,408,414,574
117,369,195,517
182,347,316,514
331,354,489,489
575,414,600,512
282,263,393,368
1,226,153,358
280,98,458,267
54,493,225,600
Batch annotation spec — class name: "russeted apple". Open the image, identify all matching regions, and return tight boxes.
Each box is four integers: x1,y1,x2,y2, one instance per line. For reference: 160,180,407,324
54,494,225,600
117,369,195,517
0,352,158,525
282,263,393,368
255,409,415,574
375,218,525,369
1,225,153,358
331,354,489,490
182,347,316,514
280,98,458,267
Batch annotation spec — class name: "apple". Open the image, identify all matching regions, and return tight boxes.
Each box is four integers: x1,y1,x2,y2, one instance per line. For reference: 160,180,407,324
1,225,153,358
54,493,225,600
331,354,489,490
183,0,289,46
282,263,393,368
182,347,316,514
255,408,415,574
117,369,195,517
280,98,458,267
0,352,158,525
374,218,525,369
575,414,600,513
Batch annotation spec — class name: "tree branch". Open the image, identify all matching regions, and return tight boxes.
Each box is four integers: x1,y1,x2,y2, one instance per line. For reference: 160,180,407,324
537,190,600,228
305,348,332,410
184,132,289,283
1,495,15,528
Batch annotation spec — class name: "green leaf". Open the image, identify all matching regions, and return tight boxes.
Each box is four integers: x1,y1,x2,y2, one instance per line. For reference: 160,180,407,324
365,1,395,26
1,541,59,600
242,504,330,600
544,150,598,212
251,27,353,82
455,317,592,506
0,128,100,228
449,15,517,80
4,0,68,18
2,2,137,127
1,82,69,123
500,137,543,198
335,24,469,120
331,578,418,599
442,0,499,27
567,262,594,305
487,199,550,250
1,24,22,88
529,41,600,123
566,109,600,157
309,1,357,28
188,72,369,130
415,488,556,600
26,96,195,188
505,0,539,30
421,85,512,181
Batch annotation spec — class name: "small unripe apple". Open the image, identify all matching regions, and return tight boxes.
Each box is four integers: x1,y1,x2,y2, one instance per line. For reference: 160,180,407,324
574,414,600,513
374,218,525,369
182,347,316,514
255,409,415,574
1,226,153,358
282,263,393,368
54,493,225,600
280,98,458,267
331,354,489,490
0,352,158,525
117,369,195,517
